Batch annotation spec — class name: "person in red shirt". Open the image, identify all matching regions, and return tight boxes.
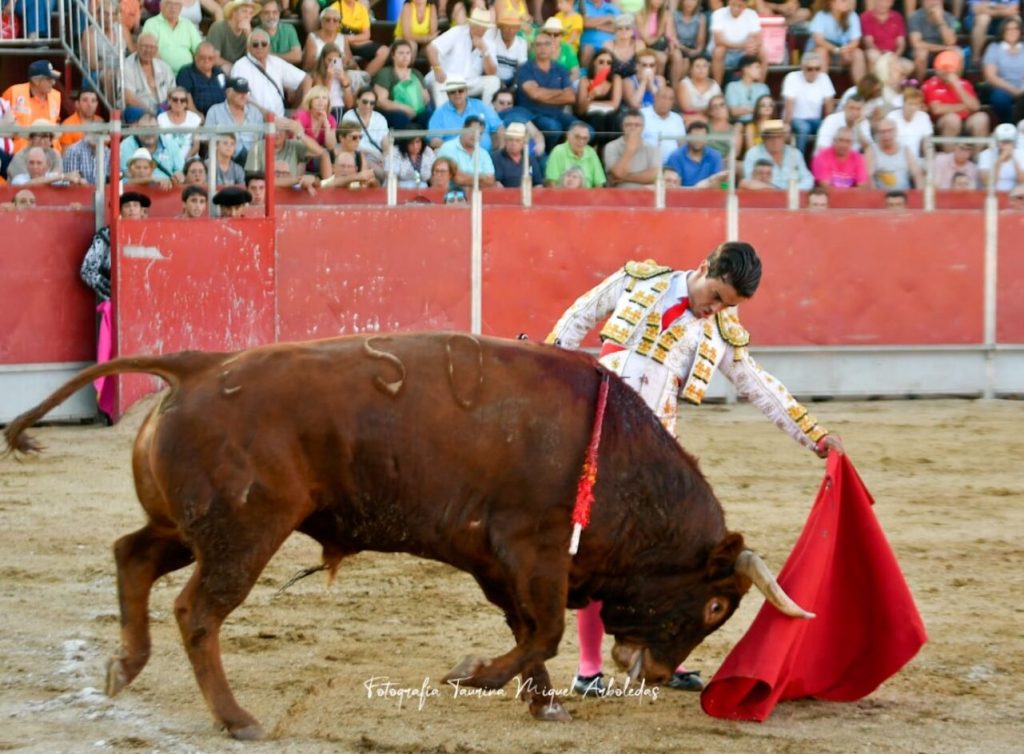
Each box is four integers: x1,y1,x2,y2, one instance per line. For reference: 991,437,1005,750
860,0,907,67
922,49,990,141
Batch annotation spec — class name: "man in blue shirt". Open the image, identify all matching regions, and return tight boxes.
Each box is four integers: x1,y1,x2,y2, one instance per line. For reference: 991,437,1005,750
437,114,497,188
428,75,504,152
491,121,543,187
176,42,228,115
664,121,726,187
512,32,576,149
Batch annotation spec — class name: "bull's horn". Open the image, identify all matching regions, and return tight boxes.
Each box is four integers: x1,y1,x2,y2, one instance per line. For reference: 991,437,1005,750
735,550,815,620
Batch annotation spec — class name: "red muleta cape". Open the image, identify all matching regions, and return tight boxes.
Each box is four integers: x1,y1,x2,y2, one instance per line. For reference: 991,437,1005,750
700,452,927,721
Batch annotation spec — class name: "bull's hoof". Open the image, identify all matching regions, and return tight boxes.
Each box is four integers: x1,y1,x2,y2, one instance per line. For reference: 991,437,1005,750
105,657,130,697
227,722,267,741
529,697,572,722
444,655,490,685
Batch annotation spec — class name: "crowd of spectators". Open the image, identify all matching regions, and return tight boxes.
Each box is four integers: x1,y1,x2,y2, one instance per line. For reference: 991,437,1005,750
3,0,1024,198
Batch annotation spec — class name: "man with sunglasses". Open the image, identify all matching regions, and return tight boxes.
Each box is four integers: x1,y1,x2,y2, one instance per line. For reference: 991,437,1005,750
781,51,835,154
231,28,312,117
427,75,504,152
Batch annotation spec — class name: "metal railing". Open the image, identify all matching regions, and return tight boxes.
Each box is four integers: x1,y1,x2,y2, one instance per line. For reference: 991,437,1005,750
0,0,125,112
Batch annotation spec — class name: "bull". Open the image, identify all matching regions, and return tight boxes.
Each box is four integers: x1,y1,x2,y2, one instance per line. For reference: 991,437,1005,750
3,333,811,740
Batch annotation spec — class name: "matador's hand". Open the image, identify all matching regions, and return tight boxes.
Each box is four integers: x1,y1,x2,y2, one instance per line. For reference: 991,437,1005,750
815,435,844,459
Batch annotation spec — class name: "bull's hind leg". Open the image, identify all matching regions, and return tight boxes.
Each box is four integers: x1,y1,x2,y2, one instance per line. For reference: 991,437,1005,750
174,501,302,740
446,544,571,721
107,524,194,696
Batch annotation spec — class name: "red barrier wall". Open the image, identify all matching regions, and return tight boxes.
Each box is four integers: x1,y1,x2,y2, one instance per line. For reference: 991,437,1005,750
275,206,473,340
482,207,726,341
114,217,277,416
738,209,986,345
997,211,1024,344
0,208,96,365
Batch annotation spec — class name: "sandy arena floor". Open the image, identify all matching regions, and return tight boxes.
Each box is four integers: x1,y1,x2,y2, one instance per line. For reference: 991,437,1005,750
1,397,1021,754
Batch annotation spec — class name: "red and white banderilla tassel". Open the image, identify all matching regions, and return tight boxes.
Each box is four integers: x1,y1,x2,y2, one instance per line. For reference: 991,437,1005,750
569,373,611,556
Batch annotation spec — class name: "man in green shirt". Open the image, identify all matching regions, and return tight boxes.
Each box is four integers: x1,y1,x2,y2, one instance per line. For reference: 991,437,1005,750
258,0,302,66
207,0,259,69
544,121,606,187
141,0,203,74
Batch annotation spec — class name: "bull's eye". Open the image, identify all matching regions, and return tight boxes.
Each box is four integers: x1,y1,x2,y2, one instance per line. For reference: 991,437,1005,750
704,597,730,626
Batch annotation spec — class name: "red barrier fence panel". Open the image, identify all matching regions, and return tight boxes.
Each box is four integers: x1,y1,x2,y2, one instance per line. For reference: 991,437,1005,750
482,206,727,342
1,208,97,365
997,211,1024,344
737,209,986,346
114,217,277,417
275,206,474,341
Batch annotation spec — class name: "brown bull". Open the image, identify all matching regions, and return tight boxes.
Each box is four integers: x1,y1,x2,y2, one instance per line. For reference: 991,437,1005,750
3,333,810,740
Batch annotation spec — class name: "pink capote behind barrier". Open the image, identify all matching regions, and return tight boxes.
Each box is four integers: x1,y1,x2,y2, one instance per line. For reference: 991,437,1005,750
700,453,928,721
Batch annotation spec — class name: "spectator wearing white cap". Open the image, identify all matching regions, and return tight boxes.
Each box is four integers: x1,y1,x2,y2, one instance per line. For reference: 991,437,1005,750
123,147,173,190
426,8,501,106
978,123,1024,191
427,75,504,152
2,60,62,153
491,121,542,187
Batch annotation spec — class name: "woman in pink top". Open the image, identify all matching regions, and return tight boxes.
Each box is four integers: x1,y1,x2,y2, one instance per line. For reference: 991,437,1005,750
295,85,339,159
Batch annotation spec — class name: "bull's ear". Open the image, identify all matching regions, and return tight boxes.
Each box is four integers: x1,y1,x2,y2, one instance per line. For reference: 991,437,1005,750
705,531,746,580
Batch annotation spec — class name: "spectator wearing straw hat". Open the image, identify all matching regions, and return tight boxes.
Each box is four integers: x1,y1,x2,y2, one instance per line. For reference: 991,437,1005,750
208,0,262,68
426,8,501,106
532,16,581,80
428,75,504,152
742,119,814,189
3,60,62,154
922,49,990,141
491,121,542,187
123,147,173,190
487,12,531,88
141,0,204,74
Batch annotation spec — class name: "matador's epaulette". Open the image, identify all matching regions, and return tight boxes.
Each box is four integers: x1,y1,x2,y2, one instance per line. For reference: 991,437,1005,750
624,259,673,280
716,308,750,348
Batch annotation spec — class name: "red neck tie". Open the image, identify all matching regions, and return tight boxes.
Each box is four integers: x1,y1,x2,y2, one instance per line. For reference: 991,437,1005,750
661,297,689,331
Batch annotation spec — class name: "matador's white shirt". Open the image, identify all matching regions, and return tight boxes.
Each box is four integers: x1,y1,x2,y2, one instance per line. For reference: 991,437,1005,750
545,260,828,451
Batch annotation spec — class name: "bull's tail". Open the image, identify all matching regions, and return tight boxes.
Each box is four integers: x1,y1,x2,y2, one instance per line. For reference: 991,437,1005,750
3,354,203,457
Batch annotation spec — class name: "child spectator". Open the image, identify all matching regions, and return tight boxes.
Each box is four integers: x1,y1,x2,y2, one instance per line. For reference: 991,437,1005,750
556,0,585,53
725,55,770,124
181,184,208,218
886,86,933,156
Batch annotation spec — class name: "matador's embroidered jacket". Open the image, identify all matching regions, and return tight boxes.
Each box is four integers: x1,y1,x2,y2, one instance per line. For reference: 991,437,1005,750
545,259,829,450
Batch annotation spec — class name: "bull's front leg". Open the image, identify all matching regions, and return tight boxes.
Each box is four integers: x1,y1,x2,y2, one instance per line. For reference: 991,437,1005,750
445,545,571,721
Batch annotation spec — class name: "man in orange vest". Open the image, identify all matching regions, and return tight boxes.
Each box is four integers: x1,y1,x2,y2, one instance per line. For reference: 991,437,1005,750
2,60,63,153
